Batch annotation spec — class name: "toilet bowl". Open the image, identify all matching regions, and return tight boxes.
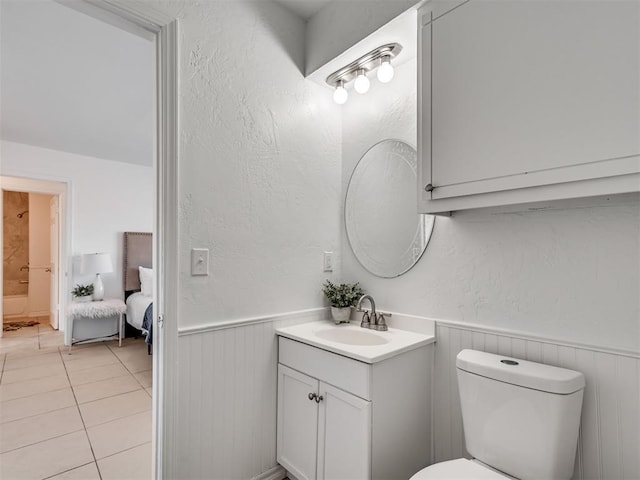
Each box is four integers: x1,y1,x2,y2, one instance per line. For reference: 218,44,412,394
410,349,585,480
411,458,516,479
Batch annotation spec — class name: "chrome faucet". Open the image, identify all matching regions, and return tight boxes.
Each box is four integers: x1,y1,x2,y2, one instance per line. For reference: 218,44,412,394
357,294,376,329
356,294,390,332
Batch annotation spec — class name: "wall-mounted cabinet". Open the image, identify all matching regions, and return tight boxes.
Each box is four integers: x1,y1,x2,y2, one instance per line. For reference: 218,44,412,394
418,0,640,214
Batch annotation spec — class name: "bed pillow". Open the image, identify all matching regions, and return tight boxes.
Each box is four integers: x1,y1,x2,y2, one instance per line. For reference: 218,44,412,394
138,266,154,297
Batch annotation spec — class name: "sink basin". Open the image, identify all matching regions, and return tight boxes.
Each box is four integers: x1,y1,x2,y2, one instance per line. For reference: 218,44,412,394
277,320,435,363
313,327,389,346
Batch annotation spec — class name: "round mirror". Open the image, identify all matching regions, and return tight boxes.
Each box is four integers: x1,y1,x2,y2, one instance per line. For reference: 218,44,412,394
345,140,435,278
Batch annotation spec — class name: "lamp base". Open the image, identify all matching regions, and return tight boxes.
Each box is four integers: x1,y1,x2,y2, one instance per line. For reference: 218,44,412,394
93,273,105,301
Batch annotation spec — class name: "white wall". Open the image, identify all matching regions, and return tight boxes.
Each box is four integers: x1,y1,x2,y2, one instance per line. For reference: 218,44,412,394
341,59,640,354
145,1,342,478
0,140,154,302
152,0,342,331
341,57,640,479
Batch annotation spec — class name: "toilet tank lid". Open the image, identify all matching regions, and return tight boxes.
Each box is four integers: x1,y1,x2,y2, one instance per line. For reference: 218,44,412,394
456,349,585,394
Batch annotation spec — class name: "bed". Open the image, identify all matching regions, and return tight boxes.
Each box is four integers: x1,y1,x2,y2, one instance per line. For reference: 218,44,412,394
123,231,153,353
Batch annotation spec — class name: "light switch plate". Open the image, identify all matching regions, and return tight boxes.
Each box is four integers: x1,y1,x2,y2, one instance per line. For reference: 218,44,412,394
191,248,209,276
323,251,333,272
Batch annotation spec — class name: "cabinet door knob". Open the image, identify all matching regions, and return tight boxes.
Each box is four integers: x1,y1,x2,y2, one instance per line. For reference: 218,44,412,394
315,395,323,404
308,392,317,401
424,183,434,192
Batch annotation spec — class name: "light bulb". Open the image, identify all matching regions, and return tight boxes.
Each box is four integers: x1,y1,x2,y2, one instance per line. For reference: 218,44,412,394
354,69,370,94
377,56,394,83
333,80,348,105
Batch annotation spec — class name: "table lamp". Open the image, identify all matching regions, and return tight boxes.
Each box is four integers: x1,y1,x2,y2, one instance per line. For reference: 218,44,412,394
81,253,113,301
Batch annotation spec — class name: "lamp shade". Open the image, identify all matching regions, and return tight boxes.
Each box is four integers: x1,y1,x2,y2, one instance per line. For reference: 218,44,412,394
81,253,113,274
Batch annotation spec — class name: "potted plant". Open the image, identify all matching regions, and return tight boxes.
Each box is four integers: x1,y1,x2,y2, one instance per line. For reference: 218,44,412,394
322,280,365,324
72,284,94,302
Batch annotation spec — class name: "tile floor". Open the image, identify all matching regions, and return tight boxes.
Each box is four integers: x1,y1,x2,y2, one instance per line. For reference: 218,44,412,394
0,318,152,479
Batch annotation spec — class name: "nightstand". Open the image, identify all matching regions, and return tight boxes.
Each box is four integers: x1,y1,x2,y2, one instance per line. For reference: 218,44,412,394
67,298,126,352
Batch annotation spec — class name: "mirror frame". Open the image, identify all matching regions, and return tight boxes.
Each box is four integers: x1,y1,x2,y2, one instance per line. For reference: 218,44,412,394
344,139,435,278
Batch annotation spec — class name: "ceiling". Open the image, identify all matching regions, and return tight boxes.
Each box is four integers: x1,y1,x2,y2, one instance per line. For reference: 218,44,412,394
0,0,154,167
275,0,332,20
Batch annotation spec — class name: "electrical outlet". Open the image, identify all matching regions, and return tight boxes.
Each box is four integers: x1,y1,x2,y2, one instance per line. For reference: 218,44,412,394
191,248,209,276
323,251,333,272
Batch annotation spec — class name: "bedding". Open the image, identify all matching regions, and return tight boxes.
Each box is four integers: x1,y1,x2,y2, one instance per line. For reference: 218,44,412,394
123,232,153,351
138,266,154,297
126,292,152,331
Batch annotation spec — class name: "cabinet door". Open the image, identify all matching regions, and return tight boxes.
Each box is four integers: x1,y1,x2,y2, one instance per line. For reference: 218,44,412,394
317,382,371,480
277,365,319,480
419,0,640,212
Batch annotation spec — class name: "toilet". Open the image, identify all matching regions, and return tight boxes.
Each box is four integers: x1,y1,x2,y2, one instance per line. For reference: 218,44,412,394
411,349,585,480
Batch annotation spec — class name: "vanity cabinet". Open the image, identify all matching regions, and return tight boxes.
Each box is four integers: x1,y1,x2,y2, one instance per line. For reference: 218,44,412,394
418,0,640,214
277,365,371,480
276,336,432,480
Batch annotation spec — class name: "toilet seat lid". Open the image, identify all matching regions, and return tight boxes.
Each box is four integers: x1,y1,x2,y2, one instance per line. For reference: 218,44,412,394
410,459,512,479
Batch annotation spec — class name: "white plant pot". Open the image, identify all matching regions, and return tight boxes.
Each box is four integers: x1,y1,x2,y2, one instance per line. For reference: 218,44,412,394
331,306,351,324
75,296,92,303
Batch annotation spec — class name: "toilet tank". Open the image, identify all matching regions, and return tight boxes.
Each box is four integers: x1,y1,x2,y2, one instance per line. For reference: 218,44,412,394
456,349,585,480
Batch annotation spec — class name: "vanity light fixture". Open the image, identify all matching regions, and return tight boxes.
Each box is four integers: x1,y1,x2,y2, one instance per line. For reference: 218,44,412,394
333,79,348,104
354,69,370,94
377,55,394,83
326,43,402,104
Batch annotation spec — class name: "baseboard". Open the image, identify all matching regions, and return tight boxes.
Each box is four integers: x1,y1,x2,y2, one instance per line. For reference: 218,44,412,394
251,465,287,480
29,311,49,318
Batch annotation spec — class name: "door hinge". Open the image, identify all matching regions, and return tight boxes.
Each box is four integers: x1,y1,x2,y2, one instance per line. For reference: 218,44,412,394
158,314,165,328
424,183,435,192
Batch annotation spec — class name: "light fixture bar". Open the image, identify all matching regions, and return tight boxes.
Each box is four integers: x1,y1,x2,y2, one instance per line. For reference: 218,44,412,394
325,43,402,88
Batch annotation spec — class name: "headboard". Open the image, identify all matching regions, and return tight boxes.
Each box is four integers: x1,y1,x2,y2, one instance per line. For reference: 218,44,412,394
123,232,152,296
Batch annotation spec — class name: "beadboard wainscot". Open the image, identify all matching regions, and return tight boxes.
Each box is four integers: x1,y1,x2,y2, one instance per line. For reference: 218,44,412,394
433,320,640,480
175,308,327,480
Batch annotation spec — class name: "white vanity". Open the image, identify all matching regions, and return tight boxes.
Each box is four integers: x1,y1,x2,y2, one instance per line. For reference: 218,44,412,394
276,321,435,480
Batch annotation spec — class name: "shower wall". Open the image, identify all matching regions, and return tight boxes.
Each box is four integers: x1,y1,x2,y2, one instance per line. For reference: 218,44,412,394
3,190,29,295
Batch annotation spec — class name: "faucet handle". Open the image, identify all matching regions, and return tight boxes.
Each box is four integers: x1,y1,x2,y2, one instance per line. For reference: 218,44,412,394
373,312,390,331
360,311,371,329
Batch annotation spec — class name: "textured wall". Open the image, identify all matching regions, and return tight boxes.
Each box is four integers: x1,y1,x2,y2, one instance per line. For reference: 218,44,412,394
151,0,342,329
2,191,29,295
342,60,640,353
138,1,342,478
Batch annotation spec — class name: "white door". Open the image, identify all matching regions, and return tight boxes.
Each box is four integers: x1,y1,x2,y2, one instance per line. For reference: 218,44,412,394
49,196,59,329
277,364,319,480
317,382,371,480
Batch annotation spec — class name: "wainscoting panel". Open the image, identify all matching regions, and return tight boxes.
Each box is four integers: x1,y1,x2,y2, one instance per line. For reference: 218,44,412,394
175,310,324,480
433,322,640,480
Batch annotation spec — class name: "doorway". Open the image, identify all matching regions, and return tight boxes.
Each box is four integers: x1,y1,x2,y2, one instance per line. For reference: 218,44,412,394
2,189,60,343
0,1,178,476
1,177,67,343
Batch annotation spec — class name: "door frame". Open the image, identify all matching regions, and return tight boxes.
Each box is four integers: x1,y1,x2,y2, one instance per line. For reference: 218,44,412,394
55,1,179,477
0,177,69,337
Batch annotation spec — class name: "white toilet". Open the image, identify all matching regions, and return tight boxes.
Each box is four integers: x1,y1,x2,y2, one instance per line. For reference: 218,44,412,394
411,349,585,480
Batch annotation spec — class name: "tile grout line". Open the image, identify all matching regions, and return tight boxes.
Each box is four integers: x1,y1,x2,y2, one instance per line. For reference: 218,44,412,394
106,341,152,391
0,425,86,455
57,345,104,480
0,392,76,425
41,461,98,480
0,383,71,403
0,351,6,384
81,402,153,429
